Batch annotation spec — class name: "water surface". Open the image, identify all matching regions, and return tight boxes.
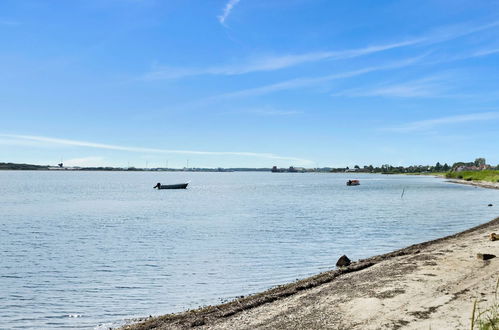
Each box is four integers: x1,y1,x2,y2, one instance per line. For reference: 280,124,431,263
1,171,498,328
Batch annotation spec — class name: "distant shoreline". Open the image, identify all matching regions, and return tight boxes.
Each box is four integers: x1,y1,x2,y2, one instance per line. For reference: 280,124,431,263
0,163,271,172
0,161,460,174
4,165,499,191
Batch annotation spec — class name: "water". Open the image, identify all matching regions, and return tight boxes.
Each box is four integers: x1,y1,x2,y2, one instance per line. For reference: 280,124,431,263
1,171,498,329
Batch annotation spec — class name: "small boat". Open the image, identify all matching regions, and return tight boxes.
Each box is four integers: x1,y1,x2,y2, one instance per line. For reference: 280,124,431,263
154,182,189,190
346,180,360,186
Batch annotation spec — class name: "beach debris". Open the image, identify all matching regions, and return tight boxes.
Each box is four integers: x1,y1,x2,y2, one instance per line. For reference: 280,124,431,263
336,255,351,267
190,318,205,326
489,233,499,241
476,253,496,260
488,204,493,207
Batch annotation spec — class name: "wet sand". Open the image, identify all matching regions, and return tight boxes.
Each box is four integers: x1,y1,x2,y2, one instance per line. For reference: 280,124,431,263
122,216,499,330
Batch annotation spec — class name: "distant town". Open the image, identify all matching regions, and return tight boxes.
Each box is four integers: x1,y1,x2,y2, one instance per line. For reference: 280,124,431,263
1,158,496,174
272,158,495,174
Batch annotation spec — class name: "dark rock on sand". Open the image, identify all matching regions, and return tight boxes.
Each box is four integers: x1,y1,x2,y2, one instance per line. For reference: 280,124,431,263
476,253,496,260
336,255,351,267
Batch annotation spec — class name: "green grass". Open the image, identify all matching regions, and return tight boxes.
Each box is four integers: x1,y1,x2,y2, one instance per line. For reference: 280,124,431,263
471,278,499,330
446,170,499,183
406,172,448,176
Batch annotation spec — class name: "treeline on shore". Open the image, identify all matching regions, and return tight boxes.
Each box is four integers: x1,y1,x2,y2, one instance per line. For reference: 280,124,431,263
0,162,49,170
337,158,499,174
329,162,452,174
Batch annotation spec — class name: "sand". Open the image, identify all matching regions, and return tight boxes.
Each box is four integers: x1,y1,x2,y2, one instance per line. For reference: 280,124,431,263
123,215,499,330
447,179,499,190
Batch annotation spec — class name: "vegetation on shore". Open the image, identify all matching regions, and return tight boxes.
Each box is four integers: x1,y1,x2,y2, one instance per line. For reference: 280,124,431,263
0,162,49,170
329,162,452,174
471,278,499,330
360,158,499,181
446,170,499,183
403,172,448,176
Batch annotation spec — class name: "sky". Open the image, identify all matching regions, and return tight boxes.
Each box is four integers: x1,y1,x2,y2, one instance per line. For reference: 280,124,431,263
1,0,499,168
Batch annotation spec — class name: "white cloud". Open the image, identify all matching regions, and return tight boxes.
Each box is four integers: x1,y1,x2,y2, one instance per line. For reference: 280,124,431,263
226,106,303,116
472,48,499,57
248,109,302,116
142,39,422,80
332,75,451,98
218,0,241,26
142,19,499,81
387,112,499,132
212,55,424,99
422,20,499,46
0,137,42,147
0,134,313,165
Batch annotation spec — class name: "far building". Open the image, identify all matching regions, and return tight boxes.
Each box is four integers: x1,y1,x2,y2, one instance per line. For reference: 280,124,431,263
453,158,491,172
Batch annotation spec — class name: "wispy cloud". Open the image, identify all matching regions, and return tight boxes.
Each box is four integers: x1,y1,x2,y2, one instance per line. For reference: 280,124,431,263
422,20,499,46
142,40,422,80
332,75,451,98
0,134,313,164
211,55,425,99
224,106,303,116
387,112,499,132
142,19,499,81
248,109,302,116
218,0,241,26
472,48,499,57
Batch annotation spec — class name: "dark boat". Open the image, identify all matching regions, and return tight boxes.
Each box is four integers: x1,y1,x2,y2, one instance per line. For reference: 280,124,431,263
154,182,189,189
346,180,360,186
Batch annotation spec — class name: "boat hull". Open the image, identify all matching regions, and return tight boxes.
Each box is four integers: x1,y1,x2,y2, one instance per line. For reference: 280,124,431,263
157,183,189,189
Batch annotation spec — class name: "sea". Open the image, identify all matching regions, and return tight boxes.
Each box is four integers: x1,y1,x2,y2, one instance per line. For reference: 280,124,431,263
1,171,498,329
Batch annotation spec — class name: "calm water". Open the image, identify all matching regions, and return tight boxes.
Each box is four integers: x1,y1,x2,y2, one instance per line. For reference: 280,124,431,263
1,171,498,329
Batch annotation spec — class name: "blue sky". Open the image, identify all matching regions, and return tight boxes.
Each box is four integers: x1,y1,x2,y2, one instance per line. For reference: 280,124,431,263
1,0,499,168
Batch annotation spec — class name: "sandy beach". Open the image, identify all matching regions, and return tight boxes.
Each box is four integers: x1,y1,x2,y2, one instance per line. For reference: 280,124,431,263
123,215,499,330
447,179,499,190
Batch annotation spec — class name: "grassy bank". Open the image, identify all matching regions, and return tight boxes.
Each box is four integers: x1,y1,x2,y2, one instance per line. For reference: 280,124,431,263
404,172,448,176
445,170,499,183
